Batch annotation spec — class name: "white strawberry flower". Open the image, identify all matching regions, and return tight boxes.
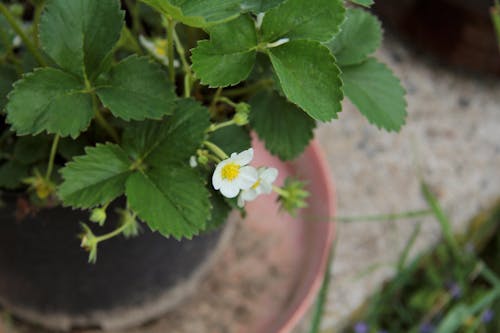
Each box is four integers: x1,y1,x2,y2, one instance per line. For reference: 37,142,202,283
212,148,258,198
139,35,180,68
237,167,279,207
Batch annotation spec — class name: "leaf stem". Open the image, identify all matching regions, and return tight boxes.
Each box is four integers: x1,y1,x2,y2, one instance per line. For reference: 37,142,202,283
166,17,176,82
45,134,60,180
32,0,45,48
207,119,236,133
172,28,193,97
203,141,228,160
95,213,136,243
221,79,273,97
209,87,223,116
93,101,120,143
273,185,290,198
0,3,47,67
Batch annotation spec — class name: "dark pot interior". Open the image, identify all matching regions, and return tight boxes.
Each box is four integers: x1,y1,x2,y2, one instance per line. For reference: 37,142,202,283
374,0,500,76
0,193,227,331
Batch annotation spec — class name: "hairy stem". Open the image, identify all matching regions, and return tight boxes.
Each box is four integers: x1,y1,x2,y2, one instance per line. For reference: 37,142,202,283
0,3,47,66
203,141,229,160
172,28,193,97
45,134,60,180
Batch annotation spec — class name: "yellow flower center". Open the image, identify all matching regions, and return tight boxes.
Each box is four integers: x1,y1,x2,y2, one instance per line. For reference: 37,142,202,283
221,163,240,181
155,46,166,56
251,179,261,190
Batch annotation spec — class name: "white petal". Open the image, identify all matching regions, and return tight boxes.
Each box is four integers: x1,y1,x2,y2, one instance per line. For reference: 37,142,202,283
233,148,254,166
241,188,258,201
235,166,258,190
261,168,279,183
220,182,240,198
212,162,226,190
237,195,245,208
259,182,273,194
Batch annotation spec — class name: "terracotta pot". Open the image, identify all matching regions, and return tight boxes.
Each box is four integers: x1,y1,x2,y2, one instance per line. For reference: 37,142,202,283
0,196,232,331
374,0,500,76
0,138,336,332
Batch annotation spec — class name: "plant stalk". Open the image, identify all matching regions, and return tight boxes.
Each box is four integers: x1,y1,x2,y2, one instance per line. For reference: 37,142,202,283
0,3,46,66
45,134,60,180
166,17,175,82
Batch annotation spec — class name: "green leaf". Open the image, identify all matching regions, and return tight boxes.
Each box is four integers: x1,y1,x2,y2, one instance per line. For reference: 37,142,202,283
139,0,241,28
58,143,132,208
6,68,94,138
261,0,345,43
209,125,251,155
0,160,29,189
191,15,257,87
342,57,407,131
327,8,382,66
250,90,315,160
122,98,210,166
268,40,343,121
39,0,124,78
0,65,17,111
96,56,176,121
126,167,210,239
241,0,285,13
348,0,374,7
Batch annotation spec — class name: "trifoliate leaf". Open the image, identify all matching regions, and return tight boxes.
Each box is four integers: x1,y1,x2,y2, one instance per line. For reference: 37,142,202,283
122,98,210,166
140,0,241,28
342,58,407,131
96,56,176,121
191,15,257,87
126,167,210,239
58,143,132,208
0,160,29,189
327,8,382,66
209,125,251,156
250,90,315,160
348,0,374,7
0,65,17,111
39,0,124,79
261,0,345,43
268,40,343,121
241,0,286,13
6,68,93,138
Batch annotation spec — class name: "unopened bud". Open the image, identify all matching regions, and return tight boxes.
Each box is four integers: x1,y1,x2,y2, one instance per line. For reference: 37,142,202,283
89,207,107,226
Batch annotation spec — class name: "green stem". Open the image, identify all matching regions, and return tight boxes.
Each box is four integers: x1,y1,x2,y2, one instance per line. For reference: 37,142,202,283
95,214,136,243
335,209,433,223
218,96,239,108
203,141,228,160
209,87,223,116
172,28,193,97
0,3,46,66
207,119,236,133
45,134,60,180
222,79,273,97
32,1,45,48
273,185,290,198
166,17,176,82
125,0,143,35
491,1,500,52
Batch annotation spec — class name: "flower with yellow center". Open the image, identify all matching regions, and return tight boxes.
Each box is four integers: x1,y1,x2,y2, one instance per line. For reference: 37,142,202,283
212,148,258,198
237,167,278,207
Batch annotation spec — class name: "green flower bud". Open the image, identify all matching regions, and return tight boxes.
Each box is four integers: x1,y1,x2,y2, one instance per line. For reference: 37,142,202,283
89,207,107,226
277,178,310,217
79,223,98,264
234,103,250,126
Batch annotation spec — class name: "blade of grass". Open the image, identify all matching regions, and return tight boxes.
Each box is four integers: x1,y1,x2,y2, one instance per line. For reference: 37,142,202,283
334,209,432,223
420,181,462,260
397,222,422,271
309,236,337,333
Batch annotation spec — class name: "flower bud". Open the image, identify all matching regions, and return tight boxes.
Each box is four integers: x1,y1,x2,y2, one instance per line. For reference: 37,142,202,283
89,207,107,226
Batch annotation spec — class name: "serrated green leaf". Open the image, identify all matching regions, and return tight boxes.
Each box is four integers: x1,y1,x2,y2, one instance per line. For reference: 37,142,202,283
342,57,407,131
268,40,343,121
191,15,257,87
327,8,382,66
348,0,374,7
0,65,17,111
126,167,210,239
39,0,124,78
140,0,241,28
0,160,29,189
250,90,315,160
241,0,285,13
261,0,345,43
6,68,94,138
209,125,251,155
96,56,176,121
58,143,132,208
123,98,210,166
